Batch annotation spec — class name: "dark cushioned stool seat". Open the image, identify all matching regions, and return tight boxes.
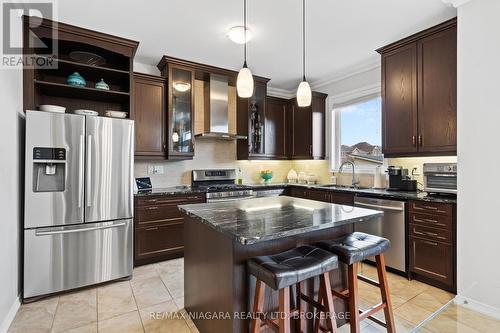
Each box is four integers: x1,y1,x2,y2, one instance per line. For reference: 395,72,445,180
247,245,338,290
316,232,390,265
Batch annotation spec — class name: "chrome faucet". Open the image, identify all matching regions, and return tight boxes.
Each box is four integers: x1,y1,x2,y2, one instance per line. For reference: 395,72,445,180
339,161,360,188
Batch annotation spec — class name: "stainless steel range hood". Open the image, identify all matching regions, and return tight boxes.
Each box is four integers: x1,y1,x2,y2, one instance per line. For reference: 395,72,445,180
195,74,247,140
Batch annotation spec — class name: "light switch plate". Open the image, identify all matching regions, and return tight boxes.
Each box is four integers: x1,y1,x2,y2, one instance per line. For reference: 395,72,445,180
148,165,164,175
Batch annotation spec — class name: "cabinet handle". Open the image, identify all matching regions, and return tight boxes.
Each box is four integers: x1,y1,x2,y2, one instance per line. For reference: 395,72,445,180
418,135,423,147
423,240,438,246
145,227,159,231
309,145,312,155
413,217,445,226
145,206,159,210
412,135,416,147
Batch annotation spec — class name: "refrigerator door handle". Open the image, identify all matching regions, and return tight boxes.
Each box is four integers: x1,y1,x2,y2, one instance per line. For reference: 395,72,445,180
35,222,127,236
86,134,92,207
78,134,84,208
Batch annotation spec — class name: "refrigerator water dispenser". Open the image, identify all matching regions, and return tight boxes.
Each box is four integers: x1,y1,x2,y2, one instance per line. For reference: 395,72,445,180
32,147,66,192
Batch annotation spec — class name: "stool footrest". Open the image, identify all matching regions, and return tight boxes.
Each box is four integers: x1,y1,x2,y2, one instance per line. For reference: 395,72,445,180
359,302,386,321
357,274,380,288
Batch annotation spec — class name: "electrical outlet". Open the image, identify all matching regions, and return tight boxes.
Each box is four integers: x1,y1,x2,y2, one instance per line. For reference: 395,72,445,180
148,165,164,175
412,165,421,176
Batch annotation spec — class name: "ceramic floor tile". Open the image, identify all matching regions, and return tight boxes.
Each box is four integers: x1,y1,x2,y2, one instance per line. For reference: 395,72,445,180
409,288,454,313
8,296,59,333
58,322,97,333
423,312,481,333
97,280,137,320
155,258,184,276
439,303,500,333
51,289,97,333
160,271,184,299
394,301,434,326
98,310,144,333
139,300,190,333
130,275,172,309
368,314,417,333
132,264,160,282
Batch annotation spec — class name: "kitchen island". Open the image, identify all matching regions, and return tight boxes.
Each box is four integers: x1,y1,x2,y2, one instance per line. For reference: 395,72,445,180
179,196,383,333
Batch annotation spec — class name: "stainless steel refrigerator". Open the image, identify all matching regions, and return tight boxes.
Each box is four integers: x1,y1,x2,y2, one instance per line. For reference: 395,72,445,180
24,110,134,299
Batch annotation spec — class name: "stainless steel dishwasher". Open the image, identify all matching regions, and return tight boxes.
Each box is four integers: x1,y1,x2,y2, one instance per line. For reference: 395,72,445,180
354,195,406,274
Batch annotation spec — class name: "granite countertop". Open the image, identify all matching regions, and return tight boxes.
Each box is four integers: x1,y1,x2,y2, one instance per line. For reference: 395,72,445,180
179,196,383,245
248,183,457,204
134,186,205,196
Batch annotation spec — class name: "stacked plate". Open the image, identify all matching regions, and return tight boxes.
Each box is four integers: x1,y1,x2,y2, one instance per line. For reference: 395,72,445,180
104,110,128,119
73,109,98,116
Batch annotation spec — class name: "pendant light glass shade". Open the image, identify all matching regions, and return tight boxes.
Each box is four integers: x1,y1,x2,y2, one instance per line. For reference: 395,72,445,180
296,0,312,107
296,80,312,107
236,0,254,98
237,64,254,98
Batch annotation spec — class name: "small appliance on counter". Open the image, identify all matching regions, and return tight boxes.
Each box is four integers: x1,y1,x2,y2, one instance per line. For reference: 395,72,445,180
287,169,298,183
423,163,457,195
387,166,417,192
135,177,152,193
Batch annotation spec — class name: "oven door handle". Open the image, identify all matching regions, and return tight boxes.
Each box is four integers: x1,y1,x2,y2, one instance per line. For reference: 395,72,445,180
355,202,404,212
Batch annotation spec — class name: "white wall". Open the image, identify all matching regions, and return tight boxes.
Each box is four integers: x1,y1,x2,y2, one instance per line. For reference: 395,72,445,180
0,67,23,330
456,0,500,315
133,61,160,76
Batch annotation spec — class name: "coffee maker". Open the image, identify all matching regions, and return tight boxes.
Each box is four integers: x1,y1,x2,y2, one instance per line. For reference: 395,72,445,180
387,166,417,191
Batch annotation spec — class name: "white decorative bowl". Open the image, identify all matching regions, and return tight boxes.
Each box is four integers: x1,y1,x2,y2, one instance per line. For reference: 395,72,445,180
39,105,66,113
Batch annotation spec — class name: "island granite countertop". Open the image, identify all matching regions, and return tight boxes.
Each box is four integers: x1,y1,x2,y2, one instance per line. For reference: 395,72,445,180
179,196,383,245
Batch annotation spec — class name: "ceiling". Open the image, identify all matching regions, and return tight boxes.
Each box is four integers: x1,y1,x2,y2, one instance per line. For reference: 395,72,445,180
56,0,456,91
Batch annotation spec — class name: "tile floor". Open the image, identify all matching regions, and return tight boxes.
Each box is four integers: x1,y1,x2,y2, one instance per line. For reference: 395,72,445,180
8,259,500,333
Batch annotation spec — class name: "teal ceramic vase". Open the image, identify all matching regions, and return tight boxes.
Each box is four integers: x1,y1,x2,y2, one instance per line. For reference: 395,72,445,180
95,78,109,90
67,72,86,87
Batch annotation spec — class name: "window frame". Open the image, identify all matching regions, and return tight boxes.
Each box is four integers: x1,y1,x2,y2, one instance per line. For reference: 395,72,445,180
328,93,384,173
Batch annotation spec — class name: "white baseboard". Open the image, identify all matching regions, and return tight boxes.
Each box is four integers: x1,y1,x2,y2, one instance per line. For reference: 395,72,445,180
454,295,500,321
0,296,20,333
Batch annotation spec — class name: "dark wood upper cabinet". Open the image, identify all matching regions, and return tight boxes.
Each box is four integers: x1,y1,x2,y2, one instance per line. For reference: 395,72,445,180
290,92,327,160
264,96,289,159
417,25,457,154
133,73,166,158
237,80,269,160
381,43,418,155
377,18,457,157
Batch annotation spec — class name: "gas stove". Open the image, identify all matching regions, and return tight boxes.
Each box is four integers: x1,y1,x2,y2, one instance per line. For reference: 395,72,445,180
192,169,253,202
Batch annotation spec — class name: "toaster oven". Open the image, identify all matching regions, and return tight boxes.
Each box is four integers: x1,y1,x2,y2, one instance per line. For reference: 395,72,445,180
423,163,457,195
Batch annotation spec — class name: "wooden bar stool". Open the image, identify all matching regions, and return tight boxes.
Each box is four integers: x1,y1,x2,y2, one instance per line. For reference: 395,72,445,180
247,245,339,333
316,232,395,333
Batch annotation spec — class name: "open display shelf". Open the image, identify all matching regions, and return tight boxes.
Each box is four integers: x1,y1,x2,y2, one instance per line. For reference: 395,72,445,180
23,16,138,118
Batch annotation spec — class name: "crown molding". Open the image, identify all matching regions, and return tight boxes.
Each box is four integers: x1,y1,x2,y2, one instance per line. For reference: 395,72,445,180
267,86,295,99
328,82,381,109
310,59,380,91
442,0,476,8
268,59,381,98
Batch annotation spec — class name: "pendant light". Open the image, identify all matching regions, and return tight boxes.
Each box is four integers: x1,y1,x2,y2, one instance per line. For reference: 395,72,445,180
236,0,254,98
296,0,312,107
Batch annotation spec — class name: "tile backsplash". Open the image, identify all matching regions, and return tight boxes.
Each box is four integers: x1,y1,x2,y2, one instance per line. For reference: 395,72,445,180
135,140,457,190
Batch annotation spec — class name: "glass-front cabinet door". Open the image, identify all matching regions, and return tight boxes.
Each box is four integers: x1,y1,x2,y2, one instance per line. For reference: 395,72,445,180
168,65,195,158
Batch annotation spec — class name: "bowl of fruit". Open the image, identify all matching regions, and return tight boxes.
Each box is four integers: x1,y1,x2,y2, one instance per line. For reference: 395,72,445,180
260,170,273,183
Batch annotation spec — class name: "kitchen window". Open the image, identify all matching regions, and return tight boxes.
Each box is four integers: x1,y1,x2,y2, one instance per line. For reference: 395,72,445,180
330,96,383,172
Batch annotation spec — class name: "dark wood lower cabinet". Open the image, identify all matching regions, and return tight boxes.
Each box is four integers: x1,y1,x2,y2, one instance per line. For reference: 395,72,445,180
288,187,355,206
135,222,184,263
408,200,456,292
409,236,453,288
134,193,205,266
